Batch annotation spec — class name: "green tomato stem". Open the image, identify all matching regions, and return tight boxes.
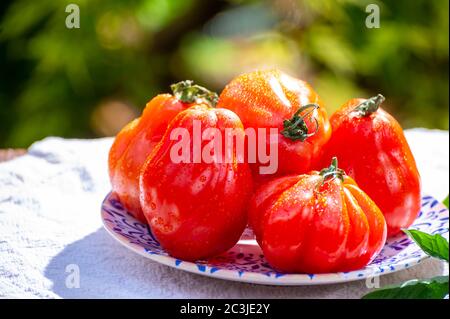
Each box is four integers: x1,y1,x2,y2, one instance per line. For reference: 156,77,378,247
171,80,218,107
281,103,319,141
319,157,345,182
353,94,385,117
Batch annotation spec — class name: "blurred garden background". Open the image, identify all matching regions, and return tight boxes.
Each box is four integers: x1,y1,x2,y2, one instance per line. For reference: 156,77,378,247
0,0,448,148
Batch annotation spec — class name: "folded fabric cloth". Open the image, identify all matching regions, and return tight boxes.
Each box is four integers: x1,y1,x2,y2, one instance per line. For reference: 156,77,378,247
0,128,448,299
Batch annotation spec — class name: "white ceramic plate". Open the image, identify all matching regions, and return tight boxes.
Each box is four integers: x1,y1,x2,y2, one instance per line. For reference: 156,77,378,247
101,193,448,285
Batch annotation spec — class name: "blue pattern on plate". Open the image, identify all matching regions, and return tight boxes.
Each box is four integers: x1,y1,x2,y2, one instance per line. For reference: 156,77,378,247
101,193,449,284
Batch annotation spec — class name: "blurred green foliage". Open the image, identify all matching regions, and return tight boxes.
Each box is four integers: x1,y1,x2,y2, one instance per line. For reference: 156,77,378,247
0,0,448,148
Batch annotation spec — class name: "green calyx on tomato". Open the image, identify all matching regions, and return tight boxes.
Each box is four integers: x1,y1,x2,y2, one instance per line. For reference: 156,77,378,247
170,80,219,107
281,103,320,141
353,94,385,117
319,157,345,182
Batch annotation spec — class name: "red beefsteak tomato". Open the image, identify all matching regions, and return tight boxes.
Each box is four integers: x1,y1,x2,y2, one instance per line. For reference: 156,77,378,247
108,81,218,222
217,69,331,178
319,94,421,236
140,104,253,261
249,158,387,273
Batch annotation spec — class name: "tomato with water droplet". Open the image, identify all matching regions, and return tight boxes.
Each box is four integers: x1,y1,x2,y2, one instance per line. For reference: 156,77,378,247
318,95,421,236
249,158,387,273
108,81,218,222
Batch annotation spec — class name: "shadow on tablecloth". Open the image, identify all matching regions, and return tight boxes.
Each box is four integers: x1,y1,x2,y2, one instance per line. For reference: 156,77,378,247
44,228,446,299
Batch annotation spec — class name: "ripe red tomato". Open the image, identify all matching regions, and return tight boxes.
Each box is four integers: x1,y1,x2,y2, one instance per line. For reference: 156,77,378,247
140,105,253,261
108,81,218,222
217,69,331,177
319,95,421,236
249,158,387,273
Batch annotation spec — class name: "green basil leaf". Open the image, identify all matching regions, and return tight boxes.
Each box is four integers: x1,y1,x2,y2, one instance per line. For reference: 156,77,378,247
403,229,449,262
444,195,449,209
362,276,449,299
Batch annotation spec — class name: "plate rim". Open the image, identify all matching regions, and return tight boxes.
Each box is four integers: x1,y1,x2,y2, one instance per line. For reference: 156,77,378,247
101,192,446,286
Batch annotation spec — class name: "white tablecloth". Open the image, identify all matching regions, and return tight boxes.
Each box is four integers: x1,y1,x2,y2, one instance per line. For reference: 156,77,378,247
0,128,448,299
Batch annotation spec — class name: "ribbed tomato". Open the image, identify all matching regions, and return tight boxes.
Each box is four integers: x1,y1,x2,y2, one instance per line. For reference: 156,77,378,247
249,158,387,273
319,95,421,236
217,69,331,178
140,104,253,261
108,81,218,222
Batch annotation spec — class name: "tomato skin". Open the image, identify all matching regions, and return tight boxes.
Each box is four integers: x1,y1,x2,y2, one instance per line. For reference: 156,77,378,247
140,105,253,261
319,96,421,236
108,94,192,222
217,69,331,176
249,166,386,273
